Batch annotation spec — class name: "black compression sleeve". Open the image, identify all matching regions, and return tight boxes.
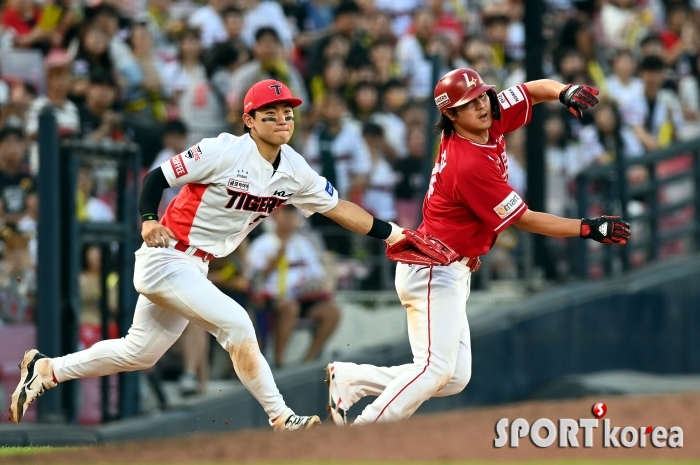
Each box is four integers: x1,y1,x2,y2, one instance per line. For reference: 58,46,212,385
366,217,392,240
139,167,170,221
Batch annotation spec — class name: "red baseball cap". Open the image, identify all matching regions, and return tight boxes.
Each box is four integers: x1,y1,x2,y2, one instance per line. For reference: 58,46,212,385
243,79,303,114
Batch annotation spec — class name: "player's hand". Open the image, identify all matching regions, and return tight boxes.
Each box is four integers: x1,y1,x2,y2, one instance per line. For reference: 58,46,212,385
142,220,176,248
559,84,599,119
580,216,631,245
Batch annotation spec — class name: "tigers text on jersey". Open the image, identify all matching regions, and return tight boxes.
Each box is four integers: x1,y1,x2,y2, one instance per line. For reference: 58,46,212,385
160,133,339,257
418,84,533,259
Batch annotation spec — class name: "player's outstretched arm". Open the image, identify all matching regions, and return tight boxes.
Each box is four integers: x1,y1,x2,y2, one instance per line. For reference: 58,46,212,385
514,210,630,245
524,79,599,118
322,199,404,244
139,167,176,248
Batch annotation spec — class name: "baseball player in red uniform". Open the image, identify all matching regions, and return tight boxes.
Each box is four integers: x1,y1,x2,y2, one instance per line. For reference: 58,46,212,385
325,69,631,425
9,80,408,430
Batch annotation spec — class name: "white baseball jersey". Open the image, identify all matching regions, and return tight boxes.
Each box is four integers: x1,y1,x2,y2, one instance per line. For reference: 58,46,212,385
159,133,339,257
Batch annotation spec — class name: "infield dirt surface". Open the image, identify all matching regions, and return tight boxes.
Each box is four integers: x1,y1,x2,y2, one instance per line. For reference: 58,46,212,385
3,391,699,463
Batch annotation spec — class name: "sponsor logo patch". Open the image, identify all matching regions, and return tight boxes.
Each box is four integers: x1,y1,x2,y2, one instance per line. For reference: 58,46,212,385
435,92,451,109
503,86,525,106
598,223,608,236
498,92,510,109
228,178,250,191
493,191,523,220
184,145,202,161
170,154,188,178
325,180,335,197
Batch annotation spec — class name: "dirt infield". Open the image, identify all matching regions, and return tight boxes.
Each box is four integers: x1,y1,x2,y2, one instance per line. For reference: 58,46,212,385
5,391,700,463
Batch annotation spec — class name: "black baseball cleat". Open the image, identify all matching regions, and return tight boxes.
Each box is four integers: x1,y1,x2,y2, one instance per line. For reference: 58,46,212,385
9,350,57,424
325,364,347,426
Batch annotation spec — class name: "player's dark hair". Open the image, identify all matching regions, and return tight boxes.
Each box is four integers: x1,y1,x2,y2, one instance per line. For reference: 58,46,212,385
434,110,456,136
244,110,256,133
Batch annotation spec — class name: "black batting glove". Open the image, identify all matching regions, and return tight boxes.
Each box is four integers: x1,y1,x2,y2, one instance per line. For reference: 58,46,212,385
559,84,600,119
580,216,631,245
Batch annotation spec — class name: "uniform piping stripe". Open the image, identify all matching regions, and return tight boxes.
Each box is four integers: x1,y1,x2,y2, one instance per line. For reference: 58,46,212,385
519,85,531,127
374,267,433,422
494,203,527,232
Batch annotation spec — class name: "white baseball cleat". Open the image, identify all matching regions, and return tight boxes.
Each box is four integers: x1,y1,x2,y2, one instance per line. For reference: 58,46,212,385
271,408,321,432
9,349,57,424
325,363,347,426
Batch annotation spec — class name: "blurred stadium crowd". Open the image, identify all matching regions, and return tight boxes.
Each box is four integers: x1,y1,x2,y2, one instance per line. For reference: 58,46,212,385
1,0,700,399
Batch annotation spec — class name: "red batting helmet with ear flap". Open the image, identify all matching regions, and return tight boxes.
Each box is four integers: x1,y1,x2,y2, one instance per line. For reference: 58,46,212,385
433,68,501,120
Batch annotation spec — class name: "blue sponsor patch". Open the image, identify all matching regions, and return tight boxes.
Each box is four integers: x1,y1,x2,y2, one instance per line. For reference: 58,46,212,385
325,180,335,197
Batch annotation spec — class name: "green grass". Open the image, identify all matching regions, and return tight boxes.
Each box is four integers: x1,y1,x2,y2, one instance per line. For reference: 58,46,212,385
0,446,73,456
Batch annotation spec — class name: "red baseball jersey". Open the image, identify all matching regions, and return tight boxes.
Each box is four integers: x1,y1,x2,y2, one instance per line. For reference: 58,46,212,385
418,84,533,259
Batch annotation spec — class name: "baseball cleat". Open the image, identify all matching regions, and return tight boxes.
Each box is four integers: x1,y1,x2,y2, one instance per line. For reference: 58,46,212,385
271,409,322,432
325,363,347,426
9,350,57,424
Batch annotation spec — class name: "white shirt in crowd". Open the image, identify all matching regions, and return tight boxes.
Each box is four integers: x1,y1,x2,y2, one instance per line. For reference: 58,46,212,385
161,63,227,146
25,96,80,175
246,231,326,299
188,5,228,49
241,1,294,51
374,0,422,37
363,158,397,221
620,89,685,141
24,96,80,137
369,112,407,159
606,76,644,112
302,118,372,199
159,132,339,257
395,34,433,99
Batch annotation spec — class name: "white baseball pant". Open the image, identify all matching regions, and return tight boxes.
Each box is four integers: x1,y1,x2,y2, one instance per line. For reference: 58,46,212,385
51,244,289,421
333,260,473,423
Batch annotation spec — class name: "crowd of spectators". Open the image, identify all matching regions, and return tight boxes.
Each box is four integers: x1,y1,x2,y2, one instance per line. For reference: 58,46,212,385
1,0,700,392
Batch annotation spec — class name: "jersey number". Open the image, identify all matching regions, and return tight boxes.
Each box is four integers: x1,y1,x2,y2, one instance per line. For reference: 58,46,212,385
427,150,447,200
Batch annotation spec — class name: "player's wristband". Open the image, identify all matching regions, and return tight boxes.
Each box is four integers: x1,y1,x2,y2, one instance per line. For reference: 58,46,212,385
142,213,159,222
367,217,392,240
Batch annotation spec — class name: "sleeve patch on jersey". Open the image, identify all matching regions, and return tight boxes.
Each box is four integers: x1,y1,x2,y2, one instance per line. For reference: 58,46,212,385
170,154,188,178
498,92,510,109
183,145,202,161
325,180,335,197
503,86,525,106
435,92,451,109
493,191,523,219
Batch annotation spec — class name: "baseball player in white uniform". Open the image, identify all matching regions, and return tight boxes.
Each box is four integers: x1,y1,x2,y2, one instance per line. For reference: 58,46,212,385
9,79,406,430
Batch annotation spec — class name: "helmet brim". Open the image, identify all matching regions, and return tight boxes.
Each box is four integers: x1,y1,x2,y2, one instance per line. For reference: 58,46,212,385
246,97,303,114
444,84,495,110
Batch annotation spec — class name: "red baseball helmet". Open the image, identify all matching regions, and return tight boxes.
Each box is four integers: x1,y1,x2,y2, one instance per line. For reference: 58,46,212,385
433,68,500,120
243,79,303,114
